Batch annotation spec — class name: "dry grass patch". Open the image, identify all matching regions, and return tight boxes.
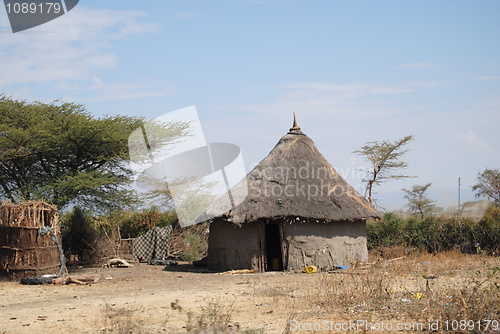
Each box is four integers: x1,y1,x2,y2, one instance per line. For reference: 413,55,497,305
254,252,499,333
98,304,152,334
97,298,265,334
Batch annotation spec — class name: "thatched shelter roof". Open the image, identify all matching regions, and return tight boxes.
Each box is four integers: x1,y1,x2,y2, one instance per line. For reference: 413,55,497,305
200,116,381,224
0,200,59,233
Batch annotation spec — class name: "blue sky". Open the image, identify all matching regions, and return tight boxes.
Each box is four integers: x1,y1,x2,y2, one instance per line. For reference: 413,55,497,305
1,1,499,211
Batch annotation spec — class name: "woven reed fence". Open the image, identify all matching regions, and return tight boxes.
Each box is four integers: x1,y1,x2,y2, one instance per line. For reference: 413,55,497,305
0,200,62,279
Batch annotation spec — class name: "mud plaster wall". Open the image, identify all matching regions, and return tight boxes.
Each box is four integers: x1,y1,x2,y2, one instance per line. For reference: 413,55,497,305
208,220,262,272
283,220,367,271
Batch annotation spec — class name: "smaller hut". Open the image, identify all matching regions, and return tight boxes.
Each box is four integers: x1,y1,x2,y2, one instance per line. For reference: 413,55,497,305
0,201,64,280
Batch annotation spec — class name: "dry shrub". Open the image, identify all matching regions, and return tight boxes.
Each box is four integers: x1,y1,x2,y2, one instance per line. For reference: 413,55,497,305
315,264,391,311
179,297,263,334
186,297,235,333
92,224,130,260
99,304,148,334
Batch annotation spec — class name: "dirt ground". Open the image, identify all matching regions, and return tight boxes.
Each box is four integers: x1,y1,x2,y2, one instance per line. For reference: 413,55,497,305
0,262,289,333
0,251,498,334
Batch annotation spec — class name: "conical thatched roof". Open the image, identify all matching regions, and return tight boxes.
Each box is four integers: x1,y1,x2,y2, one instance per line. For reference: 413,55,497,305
201,116,381,224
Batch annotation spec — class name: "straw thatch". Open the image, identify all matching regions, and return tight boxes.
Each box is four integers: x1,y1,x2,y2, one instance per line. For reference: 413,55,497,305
201,124,381,224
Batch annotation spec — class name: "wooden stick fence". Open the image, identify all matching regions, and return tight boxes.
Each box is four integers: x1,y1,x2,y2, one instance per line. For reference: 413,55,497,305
0,200,59,233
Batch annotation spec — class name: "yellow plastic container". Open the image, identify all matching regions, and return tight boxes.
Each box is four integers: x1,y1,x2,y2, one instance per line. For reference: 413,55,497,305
305,265,317,274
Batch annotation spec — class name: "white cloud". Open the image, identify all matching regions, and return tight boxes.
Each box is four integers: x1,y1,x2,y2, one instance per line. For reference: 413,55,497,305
0,6,159,95
395,62,441,70
458,130,493,153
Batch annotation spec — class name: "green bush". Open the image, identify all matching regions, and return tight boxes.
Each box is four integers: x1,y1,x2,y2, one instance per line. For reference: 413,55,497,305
367,206,500,254
61,207,98,263
179,232,206,261
366,212,404,247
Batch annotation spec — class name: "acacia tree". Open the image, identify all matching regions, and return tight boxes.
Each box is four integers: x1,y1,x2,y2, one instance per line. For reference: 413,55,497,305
0,95,191,212
403,183,436,219
354,135,414,204
472,168,500,204
0,95,145,211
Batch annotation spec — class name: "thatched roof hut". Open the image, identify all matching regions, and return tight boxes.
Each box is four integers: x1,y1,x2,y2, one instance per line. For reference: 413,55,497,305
204,116,381,272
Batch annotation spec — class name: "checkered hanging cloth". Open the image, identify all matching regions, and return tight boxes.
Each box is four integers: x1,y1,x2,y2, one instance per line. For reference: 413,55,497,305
132,226,173,262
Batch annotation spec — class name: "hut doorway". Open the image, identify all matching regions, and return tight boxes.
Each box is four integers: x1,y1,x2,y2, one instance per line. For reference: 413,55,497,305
265,222,283,271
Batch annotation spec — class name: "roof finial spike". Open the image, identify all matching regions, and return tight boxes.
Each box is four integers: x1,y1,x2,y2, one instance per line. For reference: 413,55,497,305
289,112,301,132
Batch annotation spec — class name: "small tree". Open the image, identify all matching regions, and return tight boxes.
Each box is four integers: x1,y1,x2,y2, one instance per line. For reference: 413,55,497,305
472,168,500,204
354,135,414,204
403,183,436,219
61,207,97,263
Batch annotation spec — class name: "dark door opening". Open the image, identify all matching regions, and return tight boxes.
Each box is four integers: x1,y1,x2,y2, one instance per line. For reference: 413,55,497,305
265,223,283,271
